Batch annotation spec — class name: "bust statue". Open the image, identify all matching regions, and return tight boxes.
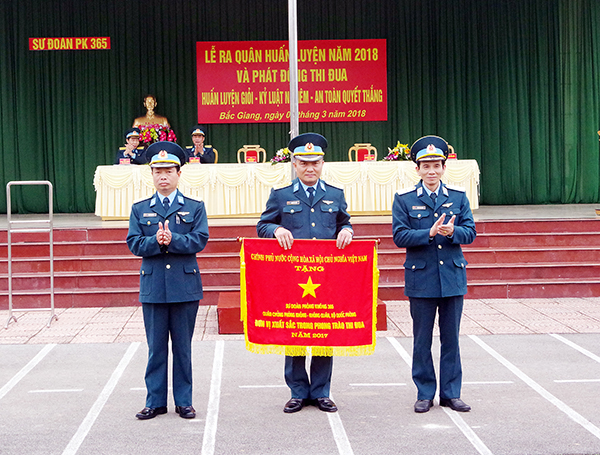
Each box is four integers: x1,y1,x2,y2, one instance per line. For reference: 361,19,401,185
133,94,170,127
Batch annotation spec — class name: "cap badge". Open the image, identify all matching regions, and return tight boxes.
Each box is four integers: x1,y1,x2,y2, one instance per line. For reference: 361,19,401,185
158,150,168,159
427,144,435,152
304,143,314,152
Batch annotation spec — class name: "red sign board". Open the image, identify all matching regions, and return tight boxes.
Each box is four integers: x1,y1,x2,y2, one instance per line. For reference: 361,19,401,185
29,37,111,50
196,40,387,124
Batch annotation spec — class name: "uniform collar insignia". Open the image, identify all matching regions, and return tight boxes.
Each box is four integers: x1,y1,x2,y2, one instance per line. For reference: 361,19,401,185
318,180,326,191
150,197,157,207
417,187,423,197
442,186,448,196
177,195,184,204
293,182,300,192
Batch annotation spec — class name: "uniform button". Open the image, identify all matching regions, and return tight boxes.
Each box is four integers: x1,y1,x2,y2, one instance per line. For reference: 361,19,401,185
147,221,151,225
461,263,465,267
434,213,439,218
329,208,332,212
417,214,421,218
311,222,316,227
412,265,416,269
450,211,454,215
312,237,317,240
439,261,444,265
142,270,145,275
311,208,315,212
290,209,295,214
166,264,171,269
438,245,442,249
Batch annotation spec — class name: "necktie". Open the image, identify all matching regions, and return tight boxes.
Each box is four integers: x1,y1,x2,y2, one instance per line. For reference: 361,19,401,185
430,192,437,204
307,187,315,206
163,197,170,212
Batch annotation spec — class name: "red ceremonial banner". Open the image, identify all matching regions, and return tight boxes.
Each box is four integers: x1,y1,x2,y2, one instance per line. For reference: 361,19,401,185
196,39,387,124
29,37,111,51
240,238,379,356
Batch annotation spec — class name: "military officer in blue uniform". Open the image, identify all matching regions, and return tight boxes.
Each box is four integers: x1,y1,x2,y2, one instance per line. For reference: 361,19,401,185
257,133,353,414
392,135,476,414
185,125,215,163
127,141,209,420
114,127,147,164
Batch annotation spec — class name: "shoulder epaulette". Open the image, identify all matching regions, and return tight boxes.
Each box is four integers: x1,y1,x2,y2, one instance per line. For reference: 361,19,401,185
136,146,144,150
396,187,416,195
445,184,466,193
119,146,126,150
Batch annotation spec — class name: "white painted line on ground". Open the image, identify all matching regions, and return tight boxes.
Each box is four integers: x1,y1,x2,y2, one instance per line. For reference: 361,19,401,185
469,334,600,441
550,334,600,364
29,389,83,393
463,381,514,385
238,384,287,388
554,379,600,383
349,383,407,387
327,392,354,455
62,342,140,455
387,337,494,455
202,340,224,455
0,344,56,401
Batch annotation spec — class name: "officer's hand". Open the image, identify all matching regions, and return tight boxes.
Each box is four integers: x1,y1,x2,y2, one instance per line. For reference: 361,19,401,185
157,221,165,245
438,215,456,237
336,228,353,249
275,226,294,250
162,220,172,245
429,213,446,237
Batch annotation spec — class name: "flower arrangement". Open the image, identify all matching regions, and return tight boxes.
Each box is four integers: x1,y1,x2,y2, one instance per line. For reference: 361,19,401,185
270,147,291,165
382,141,411,161
138,124,177,147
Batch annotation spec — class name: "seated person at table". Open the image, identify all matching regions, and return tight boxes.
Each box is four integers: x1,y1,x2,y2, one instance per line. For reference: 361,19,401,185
133,94,170,127
186,126,215,164
114,128,147,164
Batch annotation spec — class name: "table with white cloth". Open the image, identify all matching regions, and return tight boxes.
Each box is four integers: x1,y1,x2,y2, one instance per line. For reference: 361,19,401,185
93,160,479,219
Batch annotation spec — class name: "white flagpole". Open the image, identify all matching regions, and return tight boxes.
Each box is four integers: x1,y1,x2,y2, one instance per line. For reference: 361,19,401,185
288,0,299,179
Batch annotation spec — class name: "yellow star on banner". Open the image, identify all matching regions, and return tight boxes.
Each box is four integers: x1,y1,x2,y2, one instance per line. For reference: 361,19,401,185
298,276,321,298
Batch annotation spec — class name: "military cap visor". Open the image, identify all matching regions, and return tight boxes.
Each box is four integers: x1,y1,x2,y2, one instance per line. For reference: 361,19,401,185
190,125,205,136
125,128,141,140
410,135,449,163
147,141,187,168
289,133,327,162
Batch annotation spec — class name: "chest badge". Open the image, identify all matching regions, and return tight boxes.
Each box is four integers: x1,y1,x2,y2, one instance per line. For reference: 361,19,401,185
143,213,157,217
286,200,300,205
322,200,333,205
412,205,426,210
442,202,454,208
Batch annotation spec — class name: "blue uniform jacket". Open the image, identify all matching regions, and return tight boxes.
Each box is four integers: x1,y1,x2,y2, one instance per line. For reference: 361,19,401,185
114,146,147,164
257,178,352,240
127,190,209,303
186,146,215,164
392,181,476,298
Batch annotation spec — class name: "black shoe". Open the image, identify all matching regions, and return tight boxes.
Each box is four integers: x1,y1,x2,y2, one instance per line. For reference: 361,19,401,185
439,398,471,412
314,397,338,412
175,405,196,419
136,406,167,420
414,400,434,413
284,398,306,413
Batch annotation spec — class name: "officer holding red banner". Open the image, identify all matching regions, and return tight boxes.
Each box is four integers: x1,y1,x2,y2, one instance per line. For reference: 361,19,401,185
392,135,476,414
257,133,353,414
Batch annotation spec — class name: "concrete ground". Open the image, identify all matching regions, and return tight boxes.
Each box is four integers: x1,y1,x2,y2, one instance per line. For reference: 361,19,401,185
2,298,600,455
